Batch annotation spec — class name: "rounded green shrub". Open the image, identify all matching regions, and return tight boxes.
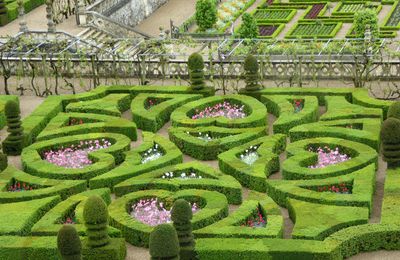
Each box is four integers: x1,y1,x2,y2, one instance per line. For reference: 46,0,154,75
387,101,400,120
244,55,260,91
195,0,217,32
57,225,82,260
238,13,258,39
171,199,195,260
188,53,205,90
149,224,180,260
3,100,24,155
83,195,110,247
381,118,400,144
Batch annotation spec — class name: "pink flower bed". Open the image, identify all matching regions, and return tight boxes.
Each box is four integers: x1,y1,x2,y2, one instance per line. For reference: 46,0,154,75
8,180,36,192
192,102,246,120
43,139,112,169
131,198,199,226
308,147,351,169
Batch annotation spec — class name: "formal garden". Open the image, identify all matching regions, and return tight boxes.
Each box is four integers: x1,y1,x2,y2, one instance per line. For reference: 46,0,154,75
0,0,400,259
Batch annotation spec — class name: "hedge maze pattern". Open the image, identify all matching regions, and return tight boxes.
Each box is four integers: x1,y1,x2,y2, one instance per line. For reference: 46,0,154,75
0,85,399,259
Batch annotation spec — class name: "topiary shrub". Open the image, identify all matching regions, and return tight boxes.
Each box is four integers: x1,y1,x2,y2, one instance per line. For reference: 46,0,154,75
171,199,196,260
188,53,205,90
243,55,260,91
149,224,180,260
57,225,82,260
3,101,24,155
238,13,259,39
0,152,7,171
381,117,400,167
195,0,217,32
83,195,110,247
387,101,400,120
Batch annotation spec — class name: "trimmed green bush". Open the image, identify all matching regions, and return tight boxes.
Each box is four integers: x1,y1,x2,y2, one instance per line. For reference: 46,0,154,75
0,0,7,25
238,13,259,39
3,100,24,155
149,224,180,260
387,101,400,120
354,9,379,38
381,118,400,166
188,53,205,90
83,195,110,248
57,225,82,260
0,152,7,171
171,199,196,260
243,55,260,91
195,0,217,31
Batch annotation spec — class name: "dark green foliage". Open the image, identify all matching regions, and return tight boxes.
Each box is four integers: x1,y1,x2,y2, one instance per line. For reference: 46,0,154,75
238,13,259,39
243,55,260,91
387,102,400,120
83,195,110,248
149,224,180,260
0,0,7,25
354,9,379,38
195,0,217,31
381,118,400,166
172,199,196,260
188,53,205,90
57,225,82,260
0,152,7,172
3,101,24,155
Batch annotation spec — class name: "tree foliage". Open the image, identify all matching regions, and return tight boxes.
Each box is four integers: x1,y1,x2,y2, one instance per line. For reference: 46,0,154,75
238,13,259,39
354,9,379,38
195,0,217,32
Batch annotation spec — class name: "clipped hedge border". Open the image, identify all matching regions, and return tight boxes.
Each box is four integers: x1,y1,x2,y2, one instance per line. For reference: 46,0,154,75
282,137,378,180
218,134,286,192
169,126,266,160
109,189,229,247
285,21,342,39
131,93,202,132
113,161,242,204
0,165,86,203
22,133,131,180
261,95,319,134
36,112,137,141
352,89,393,119
171,95,267,128
381,167,400,225
289,118,381,151
89,132,183,189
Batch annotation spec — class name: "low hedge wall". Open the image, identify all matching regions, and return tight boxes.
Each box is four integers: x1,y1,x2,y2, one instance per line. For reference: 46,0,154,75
113,161,242,204
261,95,319,134
36,112,137,141
218,134,286,192
0,95,18,129
131,93,201,132
22,133,131,180
352,89,393,119
282,137,378,180
0,165,86,203
170,95,267,128
109,189,229,247
266,164,376,211
381,167,400,225
289,118,381,151
89,132,183,189
169,126,266,160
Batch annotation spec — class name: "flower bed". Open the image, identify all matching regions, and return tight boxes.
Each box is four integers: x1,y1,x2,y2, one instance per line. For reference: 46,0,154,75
305,4,325,19
308,147,351,169
293,99,304,113
192,102,246,120
161,170,203,180
42,139,112,169
144,98,166,110
259,25,279,37
239,145,260,165
7,179,37,192
241,206,267,228
130,198,199,226
60,212,77,225
316,183,352,194
141,143,164,164
68,118,84,126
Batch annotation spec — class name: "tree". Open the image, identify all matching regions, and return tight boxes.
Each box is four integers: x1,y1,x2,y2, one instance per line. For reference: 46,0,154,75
57,225,82,260
380,117,400,167
149,224,180,260
171,199,195,260
195,0,217,32
188,52,205,90
354,9,379,39
243,54,260,91
2,101,24,155
238,13,258,39
83,195,110,247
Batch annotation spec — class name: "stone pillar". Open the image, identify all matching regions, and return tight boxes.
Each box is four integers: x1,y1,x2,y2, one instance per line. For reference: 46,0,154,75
76,0,86,26
46,0,56,33
17,0,28,32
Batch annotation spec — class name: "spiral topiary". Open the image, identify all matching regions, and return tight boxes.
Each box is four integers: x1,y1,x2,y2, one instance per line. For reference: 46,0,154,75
57,225,82,260
2,101,24,155
244,54,260,91
387,101,400,120
149,224,180,260
381,117,400,167
171,199,195,260
83,195,110,247
188,52,205,90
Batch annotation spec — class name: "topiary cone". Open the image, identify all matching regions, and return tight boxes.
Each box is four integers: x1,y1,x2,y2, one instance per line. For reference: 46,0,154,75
244,55,260,91
188,53,205,91
83,195,110,247
57,225,82,260
149,224,180,260
387,101,400,120
381,117,400,167
3,101,24,155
